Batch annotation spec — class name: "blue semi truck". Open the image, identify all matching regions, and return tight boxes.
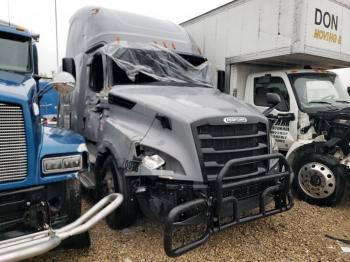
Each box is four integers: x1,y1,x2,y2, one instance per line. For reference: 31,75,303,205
0,21,122,261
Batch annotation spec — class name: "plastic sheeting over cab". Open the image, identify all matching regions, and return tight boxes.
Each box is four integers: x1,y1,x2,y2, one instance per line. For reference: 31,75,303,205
101,42,214,87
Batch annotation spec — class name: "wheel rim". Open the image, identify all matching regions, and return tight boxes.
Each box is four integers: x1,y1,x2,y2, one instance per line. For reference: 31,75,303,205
102,167,116,196
298,162,336,199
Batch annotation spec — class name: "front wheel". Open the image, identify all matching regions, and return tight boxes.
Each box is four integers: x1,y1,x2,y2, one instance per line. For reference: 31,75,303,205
292,153,345,206
99,155,138,229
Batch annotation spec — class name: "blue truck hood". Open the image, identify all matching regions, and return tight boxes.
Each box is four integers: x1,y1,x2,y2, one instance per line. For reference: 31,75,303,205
41,127,87,156
0,70,35,101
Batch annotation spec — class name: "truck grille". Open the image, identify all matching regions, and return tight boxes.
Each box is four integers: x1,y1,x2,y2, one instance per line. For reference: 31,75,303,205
195,122,268,183
0,103,28,183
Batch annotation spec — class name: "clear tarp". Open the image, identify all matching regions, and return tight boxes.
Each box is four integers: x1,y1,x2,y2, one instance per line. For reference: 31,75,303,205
101,42,214,87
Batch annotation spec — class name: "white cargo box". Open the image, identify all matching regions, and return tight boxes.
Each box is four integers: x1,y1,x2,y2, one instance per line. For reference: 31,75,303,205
182,0,350,70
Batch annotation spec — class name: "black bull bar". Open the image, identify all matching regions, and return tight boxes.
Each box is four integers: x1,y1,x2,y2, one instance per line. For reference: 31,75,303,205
164,153,294,257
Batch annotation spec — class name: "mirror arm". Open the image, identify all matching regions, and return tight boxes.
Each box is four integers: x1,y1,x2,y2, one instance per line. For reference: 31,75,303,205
37,83,53,100
263,104,277,116
32,82,53,107
33,74,41,81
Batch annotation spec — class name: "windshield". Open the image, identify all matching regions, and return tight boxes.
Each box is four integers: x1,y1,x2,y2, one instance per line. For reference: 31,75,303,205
288,72,350,110
101,42,214,87
0,32,31,73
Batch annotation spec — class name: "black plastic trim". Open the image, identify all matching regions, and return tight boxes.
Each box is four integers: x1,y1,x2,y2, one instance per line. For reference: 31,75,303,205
108,94,136,109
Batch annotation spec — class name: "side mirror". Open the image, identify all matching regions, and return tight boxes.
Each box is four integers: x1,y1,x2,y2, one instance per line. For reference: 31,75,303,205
51,72,76,95
263,92,282,116
217,70,225,92
347,86,350,96
266,92,281,107
62,57,76,78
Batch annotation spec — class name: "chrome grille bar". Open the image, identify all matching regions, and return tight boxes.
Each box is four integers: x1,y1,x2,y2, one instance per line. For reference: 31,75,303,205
0,103,28,183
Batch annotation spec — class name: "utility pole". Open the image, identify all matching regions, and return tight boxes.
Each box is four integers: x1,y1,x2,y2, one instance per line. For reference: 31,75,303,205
7,0,10,25
54,0,59,73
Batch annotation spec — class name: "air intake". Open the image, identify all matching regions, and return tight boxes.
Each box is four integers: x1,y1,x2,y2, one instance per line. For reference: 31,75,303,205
0,103,28,183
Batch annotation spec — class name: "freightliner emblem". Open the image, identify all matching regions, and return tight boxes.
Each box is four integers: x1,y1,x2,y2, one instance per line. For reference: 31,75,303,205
223,116,248,124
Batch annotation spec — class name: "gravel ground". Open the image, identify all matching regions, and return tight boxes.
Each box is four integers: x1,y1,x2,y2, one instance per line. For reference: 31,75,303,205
32,199,350,262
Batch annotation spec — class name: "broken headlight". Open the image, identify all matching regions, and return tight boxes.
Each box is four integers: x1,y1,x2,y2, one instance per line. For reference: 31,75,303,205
142,154,165,170
42,155,82,175
138,146,185,177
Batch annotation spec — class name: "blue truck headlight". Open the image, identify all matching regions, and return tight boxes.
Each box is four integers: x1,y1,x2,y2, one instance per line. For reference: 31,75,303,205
42,155,82,174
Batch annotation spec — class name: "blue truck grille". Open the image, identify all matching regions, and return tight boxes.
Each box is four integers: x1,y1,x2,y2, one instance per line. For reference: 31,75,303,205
0,103,28,183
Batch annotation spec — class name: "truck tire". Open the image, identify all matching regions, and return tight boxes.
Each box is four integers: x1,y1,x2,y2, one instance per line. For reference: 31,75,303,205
292,153,345,206
61,179,91,249
99,155,138,229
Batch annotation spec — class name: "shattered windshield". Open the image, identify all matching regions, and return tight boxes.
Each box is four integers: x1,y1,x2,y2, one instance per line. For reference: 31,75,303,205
101,42,214,87
289,73,350,110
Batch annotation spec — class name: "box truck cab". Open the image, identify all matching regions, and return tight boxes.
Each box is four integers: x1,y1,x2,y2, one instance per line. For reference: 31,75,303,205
244,69,350,150
182,0,350,206
60,7,293,257
243,69,350,206
0,20,122,262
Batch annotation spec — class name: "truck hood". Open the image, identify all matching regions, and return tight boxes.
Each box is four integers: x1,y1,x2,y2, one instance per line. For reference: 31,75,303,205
303,102,350,115
0,70,35,101
109,84,262,122
40,126,87,156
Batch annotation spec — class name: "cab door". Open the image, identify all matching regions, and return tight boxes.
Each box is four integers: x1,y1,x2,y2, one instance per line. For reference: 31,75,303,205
83,53,107,142
245,72,299,151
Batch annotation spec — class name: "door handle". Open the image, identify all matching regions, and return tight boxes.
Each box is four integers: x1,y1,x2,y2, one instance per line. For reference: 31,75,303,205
267,113,295,121
277,113,295,121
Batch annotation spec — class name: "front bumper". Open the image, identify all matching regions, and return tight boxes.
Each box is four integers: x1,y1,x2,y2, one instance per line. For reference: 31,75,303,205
0,193,123,262
164,153,293,257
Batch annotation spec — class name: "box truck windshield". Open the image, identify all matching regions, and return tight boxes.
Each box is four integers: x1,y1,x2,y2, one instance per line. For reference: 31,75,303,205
288,73,350,111
0,32,31,72
103,42,213,87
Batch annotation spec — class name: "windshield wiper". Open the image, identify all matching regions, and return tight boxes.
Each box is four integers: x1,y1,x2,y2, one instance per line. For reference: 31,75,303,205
309,100,333,105
335,100,350,104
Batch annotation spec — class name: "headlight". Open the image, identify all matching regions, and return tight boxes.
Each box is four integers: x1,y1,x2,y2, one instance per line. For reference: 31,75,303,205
42,155,82,175
269,137,280,169
142,155,165,170
269,137,279,153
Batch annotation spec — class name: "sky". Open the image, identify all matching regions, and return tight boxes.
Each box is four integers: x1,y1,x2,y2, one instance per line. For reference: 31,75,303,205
0,0,232,75
0,0,349,83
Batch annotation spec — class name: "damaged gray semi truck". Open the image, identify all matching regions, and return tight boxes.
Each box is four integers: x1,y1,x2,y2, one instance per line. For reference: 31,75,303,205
59,7,293,257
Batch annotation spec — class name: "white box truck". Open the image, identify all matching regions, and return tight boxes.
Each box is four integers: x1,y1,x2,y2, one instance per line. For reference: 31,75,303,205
182,0,350,206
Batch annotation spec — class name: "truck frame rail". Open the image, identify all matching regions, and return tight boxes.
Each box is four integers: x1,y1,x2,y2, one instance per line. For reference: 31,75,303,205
0,193,123,262
164,153,293,257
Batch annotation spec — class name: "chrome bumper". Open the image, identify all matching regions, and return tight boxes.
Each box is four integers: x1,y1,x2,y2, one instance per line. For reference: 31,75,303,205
0,193,123,262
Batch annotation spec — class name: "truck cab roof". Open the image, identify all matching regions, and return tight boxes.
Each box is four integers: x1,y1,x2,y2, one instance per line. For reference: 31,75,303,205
66,7,202,58
0,19,32,38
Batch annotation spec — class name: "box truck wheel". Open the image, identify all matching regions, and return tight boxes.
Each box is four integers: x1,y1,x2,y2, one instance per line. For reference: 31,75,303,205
99,155,138,229
292,153,345,206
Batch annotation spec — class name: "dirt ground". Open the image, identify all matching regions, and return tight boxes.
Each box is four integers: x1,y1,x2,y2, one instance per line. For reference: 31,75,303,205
32,198,350,262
